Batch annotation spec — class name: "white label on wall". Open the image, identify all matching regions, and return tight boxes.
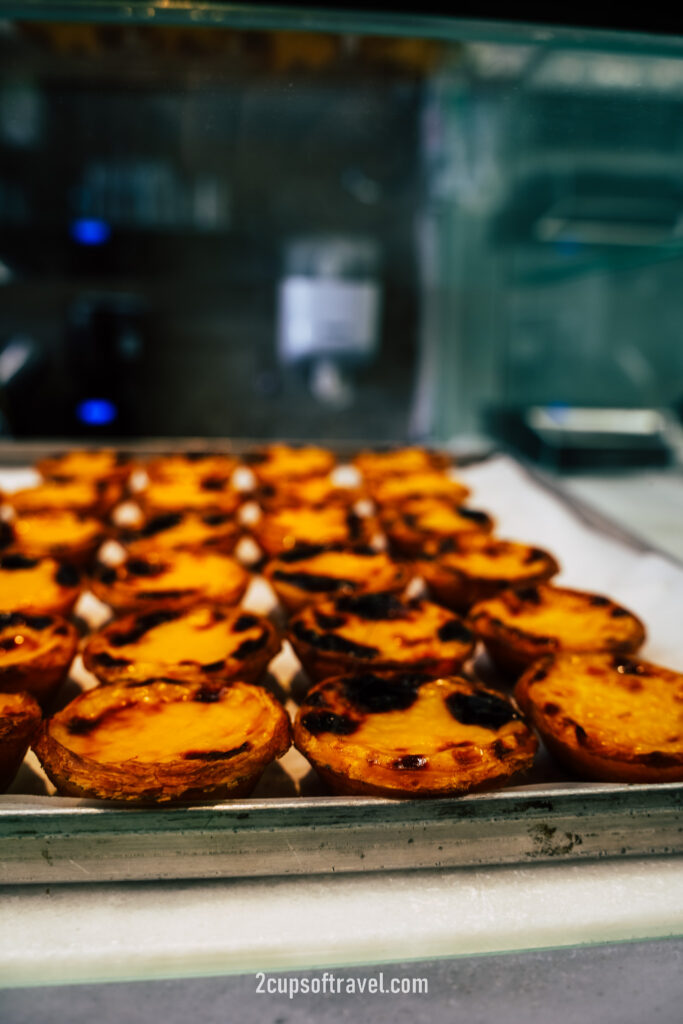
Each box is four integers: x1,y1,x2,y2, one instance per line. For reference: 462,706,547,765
277,277,381,363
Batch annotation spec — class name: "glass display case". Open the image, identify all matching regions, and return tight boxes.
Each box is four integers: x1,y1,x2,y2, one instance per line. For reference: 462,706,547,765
0,5,682,1023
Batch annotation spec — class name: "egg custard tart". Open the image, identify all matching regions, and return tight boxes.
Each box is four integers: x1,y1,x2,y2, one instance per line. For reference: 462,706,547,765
515,652,683,783
256,475,362,511
244,444,335,484
417,535,559,613
381,498,494,557
91,550,249,613
294,672,536,798
4,509,106,566
252,505,376,558
0,690,42,792
121,510,240,557
37,449,133,484
0,612,78,704
469,584,646,676
34,678,291,803
0,554,81,617
145,452,240,483
368,471,470,508
353,447,451,480
264,543,410,613
288,591,474,682
84,605,279,686
6,478,121,517
140,476,241,517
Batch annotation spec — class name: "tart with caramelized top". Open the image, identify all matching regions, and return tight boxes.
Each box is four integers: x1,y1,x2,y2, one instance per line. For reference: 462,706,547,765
515,652,683,783
353,447,451,480
469,584,646,675
0,612,78,704
295,672,536,797
84,605,279,686
381,498,494,557
5,478,121,516
288,591,474,682
417,535,559,612
252,505,376,557
244,444,335,484
121,510,240,557
140,476,241,516
0,554,81,617
34,678,291,802
2,509,106,566
91,550,249,613
368,471,470,508
265,543,410,613
37,449,133,484
256,475,361,510
145,452,240,483
0,690,42,792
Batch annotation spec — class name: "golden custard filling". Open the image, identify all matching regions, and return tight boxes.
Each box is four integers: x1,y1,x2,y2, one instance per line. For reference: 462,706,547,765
523,654,683,756
259,507,369,549
472,586,640,647
8,480,110,512
427,537,554,580
0,557,78,612
0,613,66,666
100,551,248,600
39,450,128,480
248,444,335,482
370,472,469,505
12,510,103,549
146,454,239,482
354,448,448,478
268,547,402,591
293,594,473,663
99,607,267,666
126,512,238,553
397,501,490,535
261,476,359,508
50,682,280,764
142,479,240,513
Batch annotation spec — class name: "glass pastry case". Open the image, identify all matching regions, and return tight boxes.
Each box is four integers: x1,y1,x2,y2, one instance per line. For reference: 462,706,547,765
0,5,682,1023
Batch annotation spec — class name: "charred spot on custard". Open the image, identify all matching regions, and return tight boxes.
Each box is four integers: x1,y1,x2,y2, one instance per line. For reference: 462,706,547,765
139,513,183,537
0,612,54,631
193,687,222,703
183,742,250,761
437,618,473,644
610,606,630,619
97,565,117,585
524,548,549,564
456,507,489,525
277,543,328,563
392,754,428,770
342,672,425,713
516,586,541,604
55,563,80,587
137,588,193,601
126,559,165,578
233,613,259,633
446,690,519,730
346,510,363,541
335,592,404,621
543,701,560,715
314,610,345,631
200,659,225,672
202,512,231,526
232,632,268,660
110,609,180,646
0,521,14,549
614,658,648,676
292,621,379,660
303,689,328,708
588,595,610,607
273,570,356,594
94,651,131,668
575,723,589,746
0,553,40,571
200,475,229,492
243,451,267,465
301,710,359,736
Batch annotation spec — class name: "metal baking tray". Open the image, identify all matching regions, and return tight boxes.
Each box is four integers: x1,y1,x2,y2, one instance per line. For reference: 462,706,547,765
1,440,682,884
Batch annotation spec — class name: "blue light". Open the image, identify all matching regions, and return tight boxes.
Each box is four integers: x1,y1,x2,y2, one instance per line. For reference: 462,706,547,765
70,219,111,246
76,398,117,426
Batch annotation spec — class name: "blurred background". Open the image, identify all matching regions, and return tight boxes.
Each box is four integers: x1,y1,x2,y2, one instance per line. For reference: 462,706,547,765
1,6,683,463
